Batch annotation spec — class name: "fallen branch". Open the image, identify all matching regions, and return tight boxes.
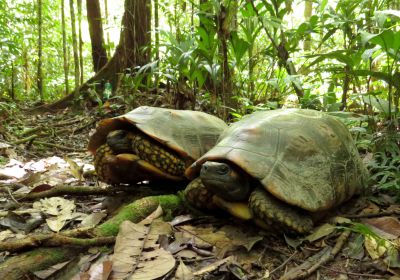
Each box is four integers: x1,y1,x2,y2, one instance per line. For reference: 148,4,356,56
32,140,86,152
280,230,351,280
0,234,115,252
0,247,78,280
13,134,38,145
11,183,179,201
13,184,134,201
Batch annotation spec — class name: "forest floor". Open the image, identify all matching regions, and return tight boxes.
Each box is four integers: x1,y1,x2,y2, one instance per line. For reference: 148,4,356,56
0,101,399,280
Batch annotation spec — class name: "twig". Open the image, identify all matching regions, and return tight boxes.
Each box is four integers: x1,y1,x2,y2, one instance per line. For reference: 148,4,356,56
6,187,20,205
13,134,38,145
320,265,387,278
279,230,350,280
32,140,86,152
19,127,43,137
270,251,298,275
343,210,400,219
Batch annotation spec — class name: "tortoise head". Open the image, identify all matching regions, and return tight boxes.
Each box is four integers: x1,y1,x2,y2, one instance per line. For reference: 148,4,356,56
106,130,134,154
200,161,251,201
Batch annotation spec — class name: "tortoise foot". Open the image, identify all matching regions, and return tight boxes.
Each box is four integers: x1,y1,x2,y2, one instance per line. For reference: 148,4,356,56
249,188,313,234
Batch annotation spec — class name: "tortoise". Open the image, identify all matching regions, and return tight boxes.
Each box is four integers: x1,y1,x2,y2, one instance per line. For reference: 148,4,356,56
88,106,228,184
185,109,367,234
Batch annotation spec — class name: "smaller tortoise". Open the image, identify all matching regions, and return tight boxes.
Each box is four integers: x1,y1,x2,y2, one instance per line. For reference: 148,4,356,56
185,109,368,234
88,106,227,184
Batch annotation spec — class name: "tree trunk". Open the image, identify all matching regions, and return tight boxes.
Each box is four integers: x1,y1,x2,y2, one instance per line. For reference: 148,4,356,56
303,1,312,51
23,48,31,94
33,0,151,111
217,1,236,118
37,0,43,100
104,0,112,57
69,0,80,89
86,0,108,72
77,0,84,84
61,0,69,95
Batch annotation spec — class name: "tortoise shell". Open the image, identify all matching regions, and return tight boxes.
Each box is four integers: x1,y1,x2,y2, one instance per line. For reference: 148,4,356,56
89,106,228,167
186,109,367,212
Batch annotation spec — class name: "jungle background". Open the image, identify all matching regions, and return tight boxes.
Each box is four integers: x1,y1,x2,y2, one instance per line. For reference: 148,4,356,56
0,0,400,279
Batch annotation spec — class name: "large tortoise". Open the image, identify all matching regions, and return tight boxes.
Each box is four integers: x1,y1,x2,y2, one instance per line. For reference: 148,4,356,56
185,109,367,234
88,106,227,184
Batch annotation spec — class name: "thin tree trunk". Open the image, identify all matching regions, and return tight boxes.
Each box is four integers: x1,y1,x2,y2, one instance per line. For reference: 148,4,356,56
37,0,43,100
217,1,236,118
104,0,111,57
10,62,15,100
77,0,84,84
69,0,80,89
86,0,108,72
61,0,69,94
154,0,159,61
23,48,31,94
303,1,312,51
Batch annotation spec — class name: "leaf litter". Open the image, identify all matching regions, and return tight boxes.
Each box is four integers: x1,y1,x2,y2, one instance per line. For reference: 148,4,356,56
0,107,400,279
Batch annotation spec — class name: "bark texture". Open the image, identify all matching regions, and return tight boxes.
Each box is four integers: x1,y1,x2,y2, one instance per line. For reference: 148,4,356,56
86,0,108,72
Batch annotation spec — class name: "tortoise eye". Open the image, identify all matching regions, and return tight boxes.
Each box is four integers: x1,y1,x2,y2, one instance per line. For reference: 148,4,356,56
217,165,230,175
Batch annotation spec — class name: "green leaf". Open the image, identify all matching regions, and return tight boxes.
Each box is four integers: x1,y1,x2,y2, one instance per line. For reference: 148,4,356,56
231,32,250,63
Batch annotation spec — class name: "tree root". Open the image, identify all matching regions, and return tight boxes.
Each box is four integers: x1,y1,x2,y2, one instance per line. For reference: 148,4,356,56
0,247,78,280
279,230,351,280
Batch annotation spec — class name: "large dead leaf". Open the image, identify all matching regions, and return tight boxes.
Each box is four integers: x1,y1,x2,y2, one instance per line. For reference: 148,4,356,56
111,206,175,280
174,259,194,280
364,217,400,240
177,224,262,257
32,197,79,232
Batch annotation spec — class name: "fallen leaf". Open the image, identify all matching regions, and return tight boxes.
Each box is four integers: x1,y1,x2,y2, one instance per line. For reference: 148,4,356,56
193,256,234,276
64,156,83,181
80,212,107,228
33,197,76,232
364,217,400,239
33,260,71,279
33,197,76,216
305,223,336,242
0,229,15,241
343,233,364,260
174,259,194,280
111,206,175,280
364,235,389,259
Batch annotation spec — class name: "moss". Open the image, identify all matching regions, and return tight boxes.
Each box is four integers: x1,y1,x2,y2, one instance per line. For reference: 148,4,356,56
0,247,78,279
94,194,182,236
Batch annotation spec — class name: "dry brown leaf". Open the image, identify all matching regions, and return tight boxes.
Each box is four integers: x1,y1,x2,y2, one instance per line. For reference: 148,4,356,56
364,217,400,240
33,260,71,279
80,212,107,228
111,206,175,280
64,156,83,181
33,197,76,232
178,224,262,257
193,256,234,276
364,236,389,259
174,259,194,280
305,223,336,242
